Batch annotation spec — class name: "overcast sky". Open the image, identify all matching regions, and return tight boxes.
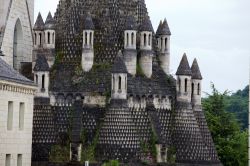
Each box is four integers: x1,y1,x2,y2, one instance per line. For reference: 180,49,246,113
35,0,250,95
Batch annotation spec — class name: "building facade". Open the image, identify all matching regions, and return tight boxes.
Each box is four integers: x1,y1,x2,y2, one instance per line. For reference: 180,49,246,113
0,54,36,166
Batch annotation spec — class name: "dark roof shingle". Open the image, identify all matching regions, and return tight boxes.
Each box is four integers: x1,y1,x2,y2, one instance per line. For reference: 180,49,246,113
191,58,202,80
33,54,50,72
33,12,45,31
83,13,95,30
0,57,35,86
176,53,192,76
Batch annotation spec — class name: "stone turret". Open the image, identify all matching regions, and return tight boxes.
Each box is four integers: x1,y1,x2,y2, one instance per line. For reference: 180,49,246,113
139,17,153,78
176,53,192,103
33,54,50,98
157,19,171,74
33,13,45,49
82,13,95,72
44,12,56,49
124,16,137,76
111,51,127,100
191,58,202,106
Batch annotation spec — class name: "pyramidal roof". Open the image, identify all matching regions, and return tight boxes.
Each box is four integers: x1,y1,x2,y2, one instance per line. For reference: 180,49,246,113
139,17,154,32
112,51,127,73
33,54,50,72
176,53,192,76
83,13,94,30
45,12,56,30
156,20,163,36
0,57,35,86
160,18,171,35
125,16,137,30
33,12,45,30
191,58,203,79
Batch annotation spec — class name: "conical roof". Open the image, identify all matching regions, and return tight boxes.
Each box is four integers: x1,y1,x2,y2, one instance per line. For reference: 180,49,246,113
191,58,202,80
158,19,171,35
176,53,192,76
125,16,137,30
33,12,45,31
33,54,50,72
111,51,127,73
156,20,163,36
139,17,154,32
45,12,56,30
83,13,95,30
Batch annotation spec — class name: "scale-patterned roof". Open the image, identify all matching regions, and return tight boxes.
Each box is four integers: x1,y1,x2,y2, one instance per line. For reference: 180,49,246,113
0,57,34,86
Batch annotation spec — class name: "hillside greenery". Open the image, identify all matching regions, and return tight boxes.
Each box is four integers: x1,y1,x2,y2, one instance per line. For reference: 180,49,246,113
202,84,248,166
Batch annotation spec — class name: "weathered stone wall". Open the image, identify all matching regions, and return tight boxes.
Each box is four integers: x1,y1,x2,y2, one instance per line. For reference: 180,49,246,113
0,0,34,70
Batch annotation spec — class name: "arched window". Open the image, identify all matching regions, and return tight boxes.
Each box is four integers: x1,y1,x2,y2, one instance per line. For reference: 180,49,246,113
52,32,55,44
118,76,122,90
85,32,88,45
192,83,194,96
90,32,92,45
165,38,167,50
131,32,134,45
161,37,163,49
178,78,181,91
42,74,45,89
148,34,151,46
35,74,38,84
198,83,200,95
47,32,50,44
127,33,129,46
112,76,115,90
39,33,42,46
144,33,147,46
185,78,188,92
34,33,37,45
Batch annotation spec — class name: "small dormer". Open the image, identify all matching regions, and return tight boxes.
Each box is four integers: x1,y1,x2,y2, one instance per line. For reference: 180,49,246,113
33,13,45,49
111,51,128,100
44,12,56,49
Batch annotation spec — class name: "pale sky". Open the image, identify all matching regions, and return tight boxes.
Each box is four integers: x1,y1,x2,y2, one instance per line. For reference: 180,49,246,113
35,0,250,94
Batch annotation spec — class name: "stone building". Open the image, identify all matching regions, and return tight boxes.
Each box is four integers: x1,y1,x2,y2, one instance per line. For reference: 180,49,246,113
24,0,221,165
0,0,34,71
0,50,36,166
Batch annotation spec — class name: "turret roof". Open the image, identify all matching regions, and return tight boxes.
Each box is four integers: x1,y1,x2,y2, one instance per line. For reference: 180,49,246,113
191,58,203,80
125,16,137,30
33,54,50,72
156,20,163,36
139,17,154,32
83,13,95,30
33,12,45,31
158,19,171,35
176,53,192,76
112,51,127,73
45,12,56,30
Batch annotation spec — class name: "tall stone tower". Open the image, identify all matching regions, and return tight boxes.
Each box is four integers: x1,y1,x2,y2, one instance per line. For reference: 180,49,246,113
0,0,34,71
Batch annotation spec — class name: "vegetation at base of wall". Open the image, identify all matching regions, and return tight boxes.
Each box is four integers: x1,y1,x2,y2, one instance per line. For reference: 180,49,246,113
81,126,100,163
167,146,176,164
102,160,119,166
49,142,70,163
149,129,157,160
202,84,248,166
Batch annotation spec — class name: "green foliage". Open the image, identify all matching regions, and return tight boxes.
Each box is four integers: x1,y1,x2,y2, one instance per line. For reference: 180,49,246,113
102,160,119,166
167,146,176,164
49,144,70,163
81,127,100,162
202,84,248,166
149,129,158,159
225,85,249,129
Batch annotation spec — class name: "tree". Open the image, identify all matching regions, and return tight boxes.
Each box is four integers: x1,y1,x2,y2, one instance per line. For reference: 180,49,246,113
202,84,248,166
